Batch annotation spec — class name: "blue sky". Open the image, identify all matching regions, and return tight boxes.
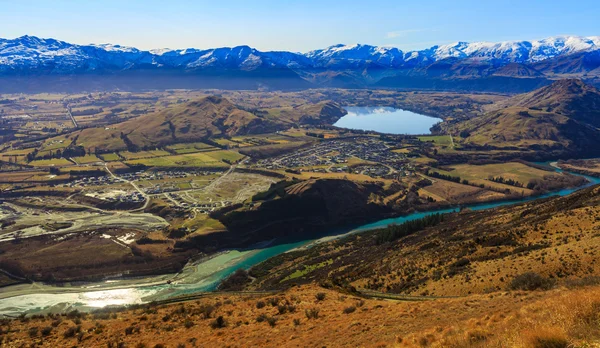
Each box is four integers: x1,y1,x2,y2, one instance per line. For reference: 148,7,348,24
1,0,599,52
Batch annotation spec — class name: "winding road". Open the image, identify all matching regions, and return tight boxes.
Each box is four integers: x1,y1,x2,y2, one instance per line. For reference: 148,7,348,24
103,163,150,211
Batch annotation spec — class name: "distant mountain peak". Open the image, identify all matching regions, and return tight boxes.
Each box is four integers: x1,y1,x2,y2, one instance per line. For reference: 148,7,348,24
1,34,599,91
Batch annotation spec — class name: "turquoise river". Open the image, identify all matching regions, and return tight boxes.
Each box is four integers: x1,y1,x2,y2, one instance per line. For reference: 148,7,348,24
0,162,598,316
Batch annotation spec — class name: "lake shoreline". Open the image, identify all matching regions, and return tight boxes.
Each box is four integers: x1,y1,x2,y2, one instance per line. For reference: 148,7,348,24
334,106,442,135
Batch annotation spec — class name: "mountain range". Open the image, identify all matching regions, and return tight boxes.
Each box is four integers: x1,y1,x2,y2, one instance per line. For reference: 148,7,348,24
1,35,600,92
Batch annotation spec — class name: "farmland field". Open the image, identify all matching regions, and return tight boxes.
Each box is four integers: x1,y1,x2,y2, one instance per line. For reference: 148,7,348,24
421,179,504,203
447,162,551,185
203,150,244,163
0,171,48,182
418,135,453,146
40,136,72,151
119,150,171,160
213,138,241,147
125,151,239,168
72,154,101,164
97,153,122,161
166,142,217,154
28,158,73,167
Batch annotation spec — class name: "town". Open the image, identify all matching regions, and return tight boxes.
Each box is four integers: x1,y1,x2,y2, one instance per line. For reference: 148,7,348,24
255,137,417,179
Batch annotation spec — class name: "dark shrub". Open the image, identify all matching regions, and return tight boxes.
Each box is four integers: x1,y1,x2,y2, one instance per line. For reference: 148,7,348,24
94,312,110,320
266,316,277,327
256,301,266,309
509,272,555,291
315,292,326,301
277,305,287,315
67,310,82,319
343,306,356,314
529,335,568,348
305,308,319,319
28,327,38,338
197,304,215,319
63,325,81,338
125,325,139,335
210,316,226,329
218,269,251,291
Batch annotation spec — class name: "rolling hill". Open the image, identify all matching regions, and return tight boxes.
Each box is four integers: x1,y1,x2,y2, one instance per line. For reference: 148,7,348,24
176,178,393,252
449,79,600,156
492,78,600,126
69,96,345,152
244,183,600,297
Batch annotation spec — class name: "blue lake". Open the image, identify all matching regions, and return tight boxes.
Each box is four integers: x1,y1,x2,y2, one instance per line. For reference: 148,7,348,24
334,106,442,134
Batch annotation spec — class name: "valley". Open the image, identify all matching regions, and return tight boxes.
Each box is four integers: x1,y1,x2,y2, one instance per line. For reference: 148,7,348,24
3,1,600,345
2,75,600,348
1,79,600,308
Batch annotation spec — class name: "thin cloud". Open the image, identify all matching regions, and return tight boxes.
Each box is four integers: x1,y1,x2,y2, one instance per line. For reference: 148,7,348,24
386,28,438,39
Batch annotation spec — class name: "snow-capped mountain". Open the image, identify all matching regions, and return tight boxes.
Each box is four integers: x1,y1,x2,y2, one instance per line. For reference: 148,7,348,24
1,35,599,74
306,44,404,68
1,35,600,94
0,35,155,73
434,36,600,63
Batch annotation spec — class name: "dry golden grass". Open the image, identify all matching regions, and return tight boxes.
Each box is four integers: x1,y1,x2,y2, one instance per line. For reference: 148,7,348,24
399,286,600,348
5,284,600,347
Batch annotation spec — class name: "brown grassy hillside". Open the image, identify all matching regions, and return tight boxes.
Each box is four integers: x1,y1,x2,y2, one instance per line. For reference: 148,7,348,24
4,283,600,347
451,79,600,155
70,97,345,152
245,184,600,297
492,79,600,126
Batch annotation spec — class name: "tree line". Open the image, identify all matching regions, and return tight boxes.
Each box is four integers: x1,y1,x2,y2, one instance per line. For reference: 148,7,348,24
488,176,524,188
376,213,445,244
426,170,461,183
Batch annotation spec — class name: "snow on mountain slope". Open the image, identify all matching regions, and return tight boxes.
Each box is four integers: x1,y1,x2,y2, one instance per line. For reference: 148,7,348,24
0,35,599,73
431,36,600,63
306,44,404,67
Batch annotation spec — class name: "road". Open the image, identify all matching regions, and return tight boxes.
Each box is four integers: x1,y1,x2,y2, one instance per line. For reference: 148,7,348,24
357,289,461,301
148,290,280,306
103,158,248,214
162,192,181,207
103,163,150,211
66,105,78,128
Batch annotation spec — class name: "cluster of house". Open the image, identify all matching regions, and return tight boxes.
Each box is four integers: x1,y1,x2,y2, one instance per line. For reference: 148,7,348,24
256,138,415,178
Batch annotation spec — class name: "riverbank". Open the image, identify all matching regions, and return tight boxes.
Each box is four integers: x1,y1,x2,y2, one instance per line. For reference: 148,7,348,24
244,182,600,295
1,163,598,316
